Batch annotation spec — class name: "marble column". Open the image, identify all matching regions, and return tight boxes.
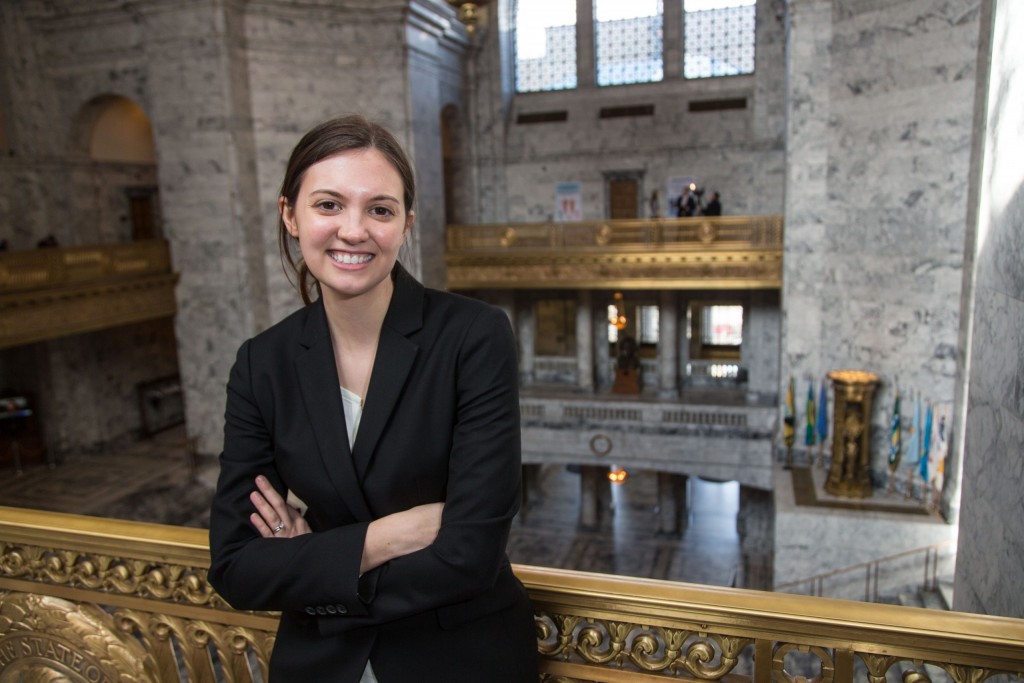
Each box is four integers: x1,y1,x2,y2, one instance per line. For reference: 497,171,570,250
737,485,774,590
595,302,612,390
518,301,536,386
657,472,689,535
579,465,604,529
576,291,595,392
678,297,692,390
658,290,679,399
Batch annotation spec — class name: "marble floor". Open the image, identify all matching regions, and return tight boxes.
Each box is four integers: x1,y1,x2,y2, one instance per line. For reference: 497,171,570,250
0,425,741,587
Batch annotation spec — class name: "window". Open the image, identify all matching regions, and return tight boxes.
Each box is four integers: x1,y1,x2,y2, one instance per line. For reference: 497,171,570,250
515,0,578,92
684,0,756,79
595,0,663,86
701,305,743,346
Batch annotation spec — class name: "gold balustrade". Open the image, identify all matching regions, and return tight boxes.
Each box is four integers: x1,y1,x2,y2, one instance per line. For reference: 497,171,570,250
1,505,1022,682
0,240,178,349
445,216,783,290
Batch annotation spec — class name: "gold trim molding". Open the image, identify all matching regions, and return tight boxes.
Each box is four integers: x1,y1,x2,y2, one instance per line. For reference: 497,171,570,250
2,508,1024,683
0,241,178,349
445,216,783,290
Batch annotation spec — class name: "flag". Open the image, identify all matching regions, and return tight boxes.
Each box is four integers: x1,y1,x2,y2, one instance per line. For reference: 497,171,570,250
919,401,933,482
816,378,828,444
805,381,816,446
888,389,902,469
904,391,921,466
783,377,795,448
931,410,948,491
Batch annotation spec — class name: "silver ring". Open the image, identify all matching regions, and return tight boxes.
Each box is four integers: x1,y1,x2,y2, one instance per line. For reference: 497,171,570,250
273,523,285,534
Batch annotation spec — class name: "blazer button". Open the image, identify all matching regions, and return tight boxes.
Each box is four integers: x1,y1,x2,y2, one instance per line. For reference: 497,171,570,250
316,606,327,615
325,605,337,615
305,607,316,616
336,604,348,615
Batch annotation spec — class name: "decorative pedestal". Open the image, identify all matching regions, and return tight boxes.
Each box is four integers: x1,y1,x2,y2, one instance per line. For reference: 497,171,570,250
825,370,880,498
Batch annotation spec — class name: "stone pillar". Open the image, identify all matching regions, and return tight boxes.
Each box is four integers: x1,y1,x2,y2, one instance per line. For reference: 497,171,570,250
657,472,689,535
658,290,679,399
595,302,612,390
518,301,536,386
576,291,594,392
678,296,691,389
576,0,595,89
663,0,683,81
579,465,603,529
737,485,774,590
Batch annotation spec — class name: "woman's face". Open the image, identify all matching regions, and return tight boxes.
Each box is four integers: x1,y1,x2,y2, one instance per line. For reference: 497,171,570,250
281,148,413,305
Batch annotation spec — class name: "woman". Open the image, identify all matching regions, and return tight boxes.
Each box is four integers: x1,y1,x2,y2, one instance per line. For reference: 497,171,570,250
208,115,538,682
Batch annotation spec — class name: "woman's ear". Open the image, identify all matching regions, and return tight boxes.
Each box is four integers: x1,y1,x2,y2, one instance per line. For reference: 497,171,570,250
280,196,299,237
404,210,415,237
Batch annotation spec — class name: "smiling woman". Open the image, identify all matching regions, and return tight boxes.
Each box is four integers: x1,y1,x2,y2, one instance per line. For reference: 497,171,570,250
208,114,538,682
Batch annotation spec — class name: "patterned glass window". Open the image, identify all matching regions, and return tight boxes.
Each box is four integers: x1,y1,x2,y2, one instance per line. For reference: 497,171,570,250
684,0,756,79
595,0,664,86
515,0,578,93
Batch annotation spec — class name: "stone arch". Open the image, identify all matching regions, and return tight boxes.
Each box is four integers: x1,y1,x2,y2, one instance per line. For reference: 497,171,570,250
67,94,162,244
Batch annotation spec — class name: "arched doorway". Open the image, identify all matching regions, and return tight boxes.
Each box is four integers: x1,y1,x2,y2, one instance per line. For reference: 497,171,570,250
71,94,163,245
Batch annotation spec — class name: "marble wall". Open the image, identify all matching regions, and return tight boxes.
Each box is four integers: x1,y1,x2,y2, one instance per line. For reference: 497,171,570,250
0,0,468,455
954,0,1024,619
781,0,982,490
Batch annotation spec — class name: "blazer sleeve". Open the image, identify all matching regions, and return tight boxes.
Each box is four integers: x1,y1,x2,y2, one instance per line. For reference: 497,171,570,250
207,339,374,617
319,304,523,634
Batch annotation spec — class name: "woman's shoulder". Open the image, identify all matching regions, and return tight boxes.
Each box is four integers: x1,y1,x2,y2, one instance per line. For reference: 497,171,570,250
239,302,320,354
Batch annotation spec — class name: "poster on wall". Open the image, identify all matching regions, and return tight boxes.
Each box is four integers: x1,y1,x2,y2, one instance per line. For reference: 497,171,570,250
667,175,699,217
555,182,583,222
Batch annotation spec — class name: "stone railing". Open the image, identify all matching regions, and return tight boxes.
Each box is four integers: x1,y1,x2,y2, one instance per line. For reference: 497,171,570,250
445,215,784,290
0,240,178,349
2,506,1022,683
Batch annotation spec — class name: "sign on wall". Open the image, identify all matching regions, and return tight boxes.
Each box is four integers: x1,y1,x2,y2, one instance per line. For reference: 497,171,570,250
555,182,583,221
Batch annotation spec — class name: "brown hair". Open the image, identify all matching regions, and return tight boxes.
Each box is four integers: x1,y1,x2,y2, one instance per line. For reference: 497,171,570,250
277,114,416,304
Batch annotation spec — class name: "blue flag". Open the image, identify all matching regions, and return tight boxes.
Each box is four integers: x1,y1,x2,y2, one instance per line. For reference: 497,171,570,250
889,389,902,469
805,382,816,446
816,378,828,444
919,402,933,481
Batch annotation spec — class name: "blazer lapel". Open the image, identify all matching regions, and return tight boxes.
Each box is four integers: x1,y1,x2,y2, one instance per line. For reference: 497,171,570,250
352,265,424,479
295,301,372,521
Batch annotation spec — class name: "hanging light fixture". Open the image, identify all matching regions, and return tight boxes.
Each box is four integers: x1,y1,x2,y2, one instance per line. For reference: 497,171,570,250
446,0,490,34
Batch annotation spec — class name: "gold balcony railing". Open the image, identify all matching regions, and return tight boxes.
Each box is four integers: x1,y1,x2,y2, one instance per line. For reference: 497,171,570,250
445,216,783,290
1,505,1022,683
0,240,178,349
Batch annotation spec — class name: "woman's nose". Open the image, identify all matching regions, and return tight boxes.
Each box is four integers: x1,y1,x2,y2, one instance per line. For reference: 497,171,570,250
336,213,368,242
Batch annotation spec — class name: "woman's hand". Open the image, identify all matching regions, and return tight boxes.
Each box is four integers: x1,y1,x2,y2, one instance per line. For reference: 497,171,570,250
361,502,444,575
249,475,312,539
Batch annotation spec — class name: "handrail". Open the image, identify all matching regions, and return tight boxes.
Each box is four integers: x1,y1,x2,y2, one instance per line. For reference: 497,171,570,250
1,507,1018,683
775,539,957,601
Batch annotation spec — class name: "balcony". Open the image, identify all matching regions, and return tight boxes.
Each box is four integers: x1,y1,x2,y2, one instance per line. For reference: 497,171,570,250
1,506,1021,682
445,215,783,290
0,240,178,349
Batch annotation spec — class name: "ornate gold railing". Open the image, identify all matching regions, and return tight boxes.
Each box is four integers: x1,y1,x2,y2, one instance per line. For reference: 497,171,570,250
445,216,783,290
1,506,1022,682
0,240,178,349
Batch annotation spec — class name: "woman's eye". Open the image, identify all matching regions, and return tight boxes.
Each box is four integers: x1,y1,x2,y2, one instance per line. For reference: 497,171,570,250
370,206,395,217
316,200,340,211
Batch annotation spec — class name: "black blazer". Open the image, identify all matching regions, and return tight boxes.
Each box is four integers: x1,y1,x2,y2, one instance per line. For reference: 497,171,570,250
209,264,537,682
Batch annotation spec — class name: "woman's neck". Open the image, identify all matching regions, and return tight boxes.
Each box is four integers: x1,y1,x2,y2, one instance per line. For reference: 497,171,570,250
321,277,394,396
